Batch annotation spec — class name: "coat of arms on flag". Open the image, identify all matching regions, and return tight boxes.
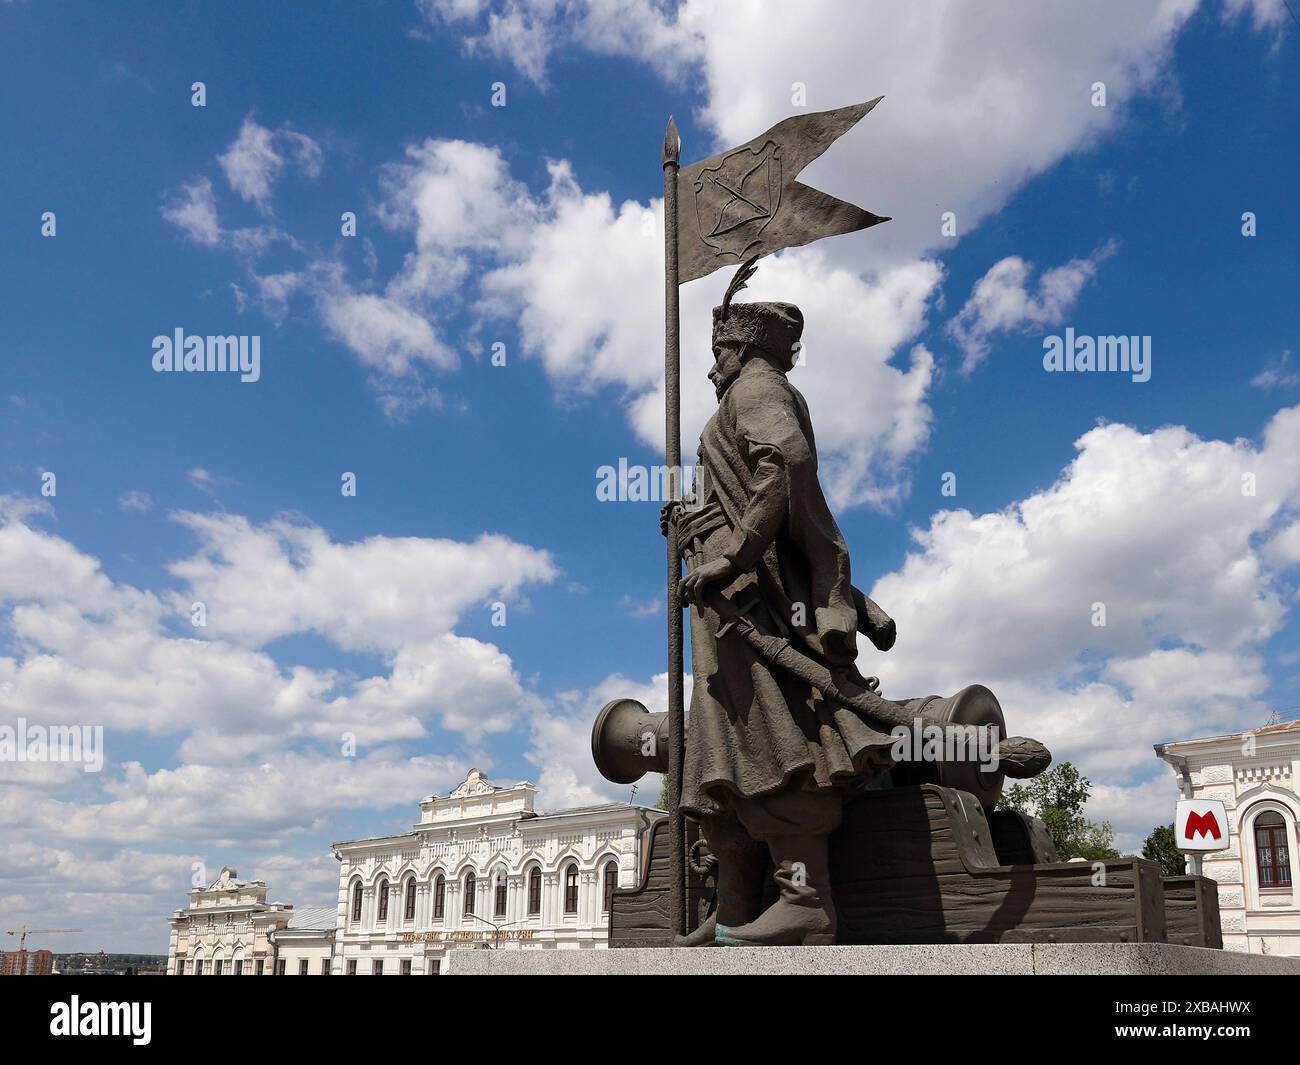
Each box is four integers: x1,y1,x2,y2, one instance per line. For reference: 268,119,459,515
692,140,783,262
676,98,891,284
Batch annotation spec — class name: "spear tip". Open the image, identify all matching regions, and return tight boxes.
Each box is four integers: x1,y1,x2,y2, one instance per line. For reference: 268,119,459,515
662,115,681,166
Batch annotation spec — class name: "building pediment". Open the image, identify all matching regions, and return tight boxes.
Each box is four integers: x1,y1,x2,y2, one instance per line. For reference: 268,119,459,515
418,769,538,825
449,768,497,798
208,865,244,891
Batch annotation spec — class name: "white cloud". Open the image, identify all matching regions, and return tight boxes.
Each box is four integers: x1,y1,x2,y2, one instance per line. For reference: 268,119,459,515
117,490,154,513
417,0,705,88
0,751,464,951
0,504,557,747
480,161,665,393
427,1,1232,268
0,843,211,951
218,116,322,210
160,176,282,255
681,0,1203,269
3,752,463,850
863,405,1300,843
165,511,556,653
186,465,236,507
1089,772,1184,851
162,117,317,256
303,139,537,408
620,594,661,618
948,241,1118,372
317,286,453,376
1264,517,1300,568
162,511,557,743
1251,349,1299,391
377,138,537,304
160,177,223,247
1221,0,1291,30
253,271,304,321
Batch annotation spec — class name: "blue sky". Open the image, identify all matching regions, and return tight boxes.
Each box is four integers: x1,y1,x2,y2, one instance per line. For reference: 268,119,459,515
2,0,1298,951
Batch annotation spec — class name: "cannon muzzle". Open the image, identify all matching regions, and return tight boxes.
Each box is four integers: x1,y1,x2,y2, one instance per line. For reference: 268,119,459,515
591,698,670,784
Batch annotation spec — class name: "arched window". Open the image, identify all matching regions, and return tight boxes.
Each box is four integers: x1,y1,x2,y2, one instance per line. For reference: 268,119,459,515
1255,812,1292,888
351,881,363,923
564,863,579,914
376,878,389,922
404,877,417,921
433,874,445,920
463,871,477,916
527,867,542,916
603,860,619,912
494,871,507,919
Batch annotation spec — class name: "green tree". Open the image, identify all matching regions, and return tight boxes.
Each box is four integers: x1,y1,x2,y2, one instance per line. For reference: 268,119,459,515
1141,823,1186,876
997,762,1119,860
655,777,669,811
1072,820,1121,862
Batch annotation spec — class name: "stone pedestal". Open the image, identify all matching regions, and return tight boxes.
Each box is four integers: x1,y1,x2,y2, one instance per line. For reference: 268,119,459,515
450,943,1300,976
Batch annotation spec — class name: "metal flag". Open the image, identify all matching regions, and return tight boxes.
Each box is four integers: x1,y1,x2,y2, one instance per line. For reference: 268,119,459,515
676,98,889,284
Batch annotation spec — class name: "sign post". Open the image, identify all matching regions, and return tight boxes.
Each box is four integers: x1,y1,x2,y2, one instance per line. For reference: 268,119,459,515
1175,798,1230,853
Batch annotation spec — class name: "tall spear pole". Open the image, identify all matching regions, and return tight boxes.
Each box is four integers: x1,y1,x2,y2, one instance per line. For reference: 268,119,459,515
662,115,686,938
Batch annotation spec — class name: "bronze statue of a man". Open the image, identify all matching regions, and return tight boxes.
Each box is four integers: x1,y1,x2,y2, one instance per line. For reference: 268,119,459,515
665,278,903,947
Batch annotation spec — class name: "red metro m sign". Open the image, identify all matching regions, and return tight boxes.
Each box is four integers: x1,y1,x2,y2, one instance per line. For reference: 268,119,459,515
1175,799,1230,852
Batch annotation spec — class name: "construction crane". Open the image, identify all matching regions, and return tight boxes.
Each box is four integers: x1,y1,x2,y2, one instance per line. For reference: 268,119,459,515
4,926,83,975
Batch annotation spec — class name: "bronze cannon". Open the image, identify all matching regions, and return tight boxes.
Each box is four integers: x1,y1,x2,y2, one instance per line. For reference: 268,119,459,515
593,683,1048,812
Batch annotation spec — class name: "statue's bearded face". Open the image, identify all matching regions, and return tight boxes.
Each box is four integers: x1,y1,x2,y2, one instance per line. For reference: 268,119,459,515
708,342,745,400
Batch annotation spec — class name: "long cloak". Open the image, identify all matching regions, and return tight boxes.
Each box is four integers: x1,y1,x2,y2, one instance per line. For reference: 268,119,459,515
678,359,895,818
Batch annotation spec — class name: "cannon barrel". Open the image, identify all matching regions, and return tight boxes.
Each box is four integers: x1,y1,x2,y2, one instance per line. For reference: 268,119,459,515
591,697,672,784
889,684,1007,811
591,684,1049,811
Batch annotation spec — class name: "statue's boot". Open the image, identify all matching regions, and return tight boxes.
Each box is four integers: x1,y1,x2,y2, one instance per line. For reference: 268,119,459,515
715,833,835,946
675,914,720,947
674,820,766,948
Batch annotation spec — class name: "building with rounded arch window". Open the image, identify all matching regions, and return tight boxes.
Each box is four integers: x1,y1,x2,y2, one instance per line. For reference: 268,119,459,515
330,768,663,974
166,867,335,975
1157,719,1300,954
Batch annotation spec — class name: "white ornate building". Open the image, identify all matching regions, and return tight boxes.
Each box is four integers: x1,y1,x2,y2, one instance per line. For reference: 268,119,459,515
1157,719,1300,955
166,770,662,974
331,769,663,974
166,867,335,975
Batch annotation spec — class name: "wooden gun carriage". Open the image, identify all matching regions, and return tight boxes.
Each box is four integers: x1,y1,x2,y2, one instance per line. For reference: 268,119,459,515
593,695,1221,949
609,784,1220,948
